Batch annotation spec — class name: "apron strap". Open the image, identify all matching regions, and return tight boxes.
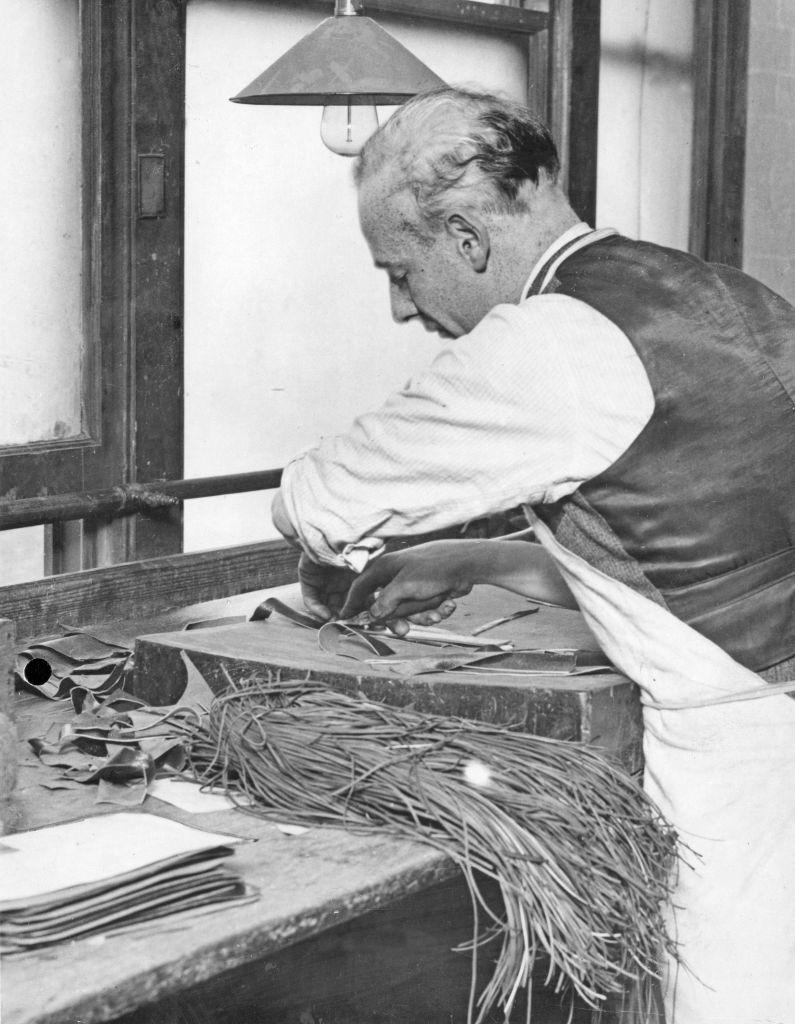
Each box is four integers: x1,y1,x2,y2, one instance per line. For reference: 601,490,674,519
644,678,795,710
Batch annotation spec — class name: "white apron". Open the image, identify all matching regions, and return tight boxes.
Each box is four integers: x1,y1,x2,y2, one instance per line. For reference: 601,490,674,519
528,512,795,1024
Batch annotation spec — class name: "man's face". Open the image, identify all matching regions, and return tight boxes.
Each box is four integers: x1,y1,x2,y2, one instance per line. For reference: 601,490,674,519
358,172,492,339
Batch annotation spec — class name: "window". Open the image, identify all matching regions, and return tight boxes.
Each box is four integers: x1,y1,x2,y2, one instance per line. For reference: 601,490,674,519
0,0,186,580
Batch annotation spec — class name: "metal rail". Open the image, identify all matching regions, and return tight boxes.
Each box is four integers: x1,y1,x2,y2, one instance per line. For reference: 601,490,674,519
0,470,283,531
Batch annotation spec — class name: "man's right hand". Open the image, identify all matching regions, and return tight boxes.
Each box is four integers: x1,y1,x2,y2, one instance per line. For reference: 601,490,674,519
298,553,356,621
339,541,477,633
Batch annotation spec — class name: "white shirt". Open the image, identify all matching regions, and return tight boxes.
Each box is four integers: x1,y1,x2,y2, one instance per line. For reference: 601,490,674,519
277,224,655,567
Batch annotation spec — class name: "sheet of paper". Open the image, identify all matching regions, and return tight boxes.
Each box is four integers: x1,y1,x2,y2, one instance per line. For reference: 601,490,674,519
276,823,310,837
148,780,305,834
148,778,249,813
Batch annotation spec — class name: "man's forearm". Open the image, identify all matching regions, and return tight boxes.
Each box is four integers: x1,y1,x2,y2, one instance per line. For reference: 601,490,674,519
467,540,577,609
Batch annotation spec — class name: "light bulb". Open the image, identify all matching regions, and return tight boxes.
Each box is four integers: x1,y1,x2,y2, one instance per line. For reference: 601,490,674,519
320,101,379,157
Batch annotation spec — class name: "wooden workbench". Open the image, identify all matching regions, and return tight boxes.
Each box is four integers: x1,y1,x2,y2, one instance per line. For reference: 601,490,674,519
3,586,638,1024
4,690,463,1024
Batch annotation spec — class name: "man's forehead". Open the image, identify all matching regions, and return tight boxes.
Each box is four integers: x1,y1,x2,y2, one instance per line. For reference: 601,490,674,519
358,162,402,206
359,174,426,260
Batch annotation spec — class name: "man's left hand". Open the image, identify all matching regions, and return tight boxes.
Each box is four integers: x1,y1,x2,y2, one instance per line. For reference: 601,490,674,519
298,553,356,621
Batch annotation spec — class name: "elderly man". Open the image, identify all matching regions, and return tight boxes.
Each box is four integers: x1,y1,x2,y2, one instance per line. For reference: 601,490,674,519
272,88,795,1021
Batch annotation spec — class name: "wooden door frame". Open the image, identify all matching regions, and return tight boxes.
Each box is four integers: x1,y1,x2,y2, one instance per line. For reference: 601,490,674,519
689,0,750,266
525,0,600,225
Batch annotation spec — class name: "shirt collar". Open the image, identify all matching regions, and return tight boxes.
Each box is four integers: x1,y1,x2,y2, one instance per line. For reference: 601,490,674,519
520,222,593,301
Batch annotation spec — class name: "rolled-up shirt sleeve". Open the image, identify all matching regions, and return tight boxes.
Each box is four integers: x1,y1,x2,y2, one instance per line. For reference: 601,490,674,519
275,294,654,566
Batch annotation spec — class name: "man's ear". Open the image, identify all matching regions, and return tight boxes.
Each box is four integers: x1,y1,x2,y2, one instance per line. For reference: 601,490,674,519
445,212,490,272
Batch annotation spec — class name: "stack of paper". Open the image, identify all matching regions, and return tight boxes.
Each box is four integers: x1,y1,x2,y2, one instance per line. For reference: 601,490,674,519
0,812,257,952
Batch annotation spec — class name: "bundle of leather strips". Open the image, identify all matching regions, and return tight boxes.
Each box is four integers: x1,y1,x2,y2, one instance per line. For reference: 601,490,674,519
185,675,678,1023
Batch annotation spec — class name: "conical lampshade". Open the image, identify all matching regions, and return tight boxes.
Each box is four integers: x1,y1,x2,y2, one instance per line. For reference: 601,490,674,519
231,12,446,107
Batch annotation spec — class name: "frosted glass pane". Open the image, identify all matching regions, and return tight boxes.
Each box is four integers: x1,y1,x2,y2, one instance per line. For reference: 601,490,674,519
184,0,527,551
0,528,45,585
0,0,83,447
597,0,695,250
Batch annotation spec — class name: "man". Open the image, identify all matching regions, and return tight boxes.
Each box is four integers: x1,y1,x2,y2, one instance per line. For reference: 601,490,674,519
272,88,795,1021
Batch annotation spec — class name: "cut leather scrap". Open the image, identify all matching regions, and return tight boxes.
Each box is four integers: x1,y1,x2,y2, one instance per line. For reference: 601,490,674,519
26,632,129,662
341,609,515,650
263,596,512,657
32,655,126,679
81,746,156,786
28,739,101,772
471,605,539,635
70,709,133,734
58,720,138,752
97,776,150,807
27,654,210,806
254,596,326,630
138,738,187,772
184,614,248,630
362,648,615,678
55,622,135,650
15,631,131,701
175,650,215,713
71,688,145,716
485,648,613,673
317,621,397,659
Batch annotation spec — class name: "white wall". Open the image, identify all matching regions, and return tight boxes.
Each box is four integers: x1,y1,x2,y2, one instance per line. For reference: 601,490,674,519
597,0,694,249
743,0,795,304
183,0,528,550
0,0,82,585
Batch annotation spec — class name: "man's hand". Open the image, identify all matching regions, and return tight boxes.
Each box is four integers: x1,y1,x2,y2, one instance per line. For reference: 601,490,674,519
339,541,477,634
298,553,356,621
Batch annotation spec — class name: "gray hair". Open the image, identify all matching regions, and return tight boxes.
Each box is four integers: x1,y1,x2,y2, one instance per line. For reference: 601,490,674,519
354,87,560,231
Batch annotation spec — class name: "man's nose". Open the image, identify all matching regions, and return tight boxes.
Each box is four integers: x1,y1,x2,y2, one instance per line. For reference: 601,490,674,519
390,283,417,324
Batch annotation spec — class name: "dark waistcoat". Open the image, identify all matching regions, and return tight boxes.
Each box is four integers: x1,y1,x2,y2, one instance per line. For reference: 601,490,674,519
531,234,795,673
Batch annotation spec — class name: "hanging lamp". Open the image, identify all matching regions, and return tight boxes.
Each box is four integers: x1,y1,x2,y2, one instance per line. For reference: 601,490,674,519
230,0,447,156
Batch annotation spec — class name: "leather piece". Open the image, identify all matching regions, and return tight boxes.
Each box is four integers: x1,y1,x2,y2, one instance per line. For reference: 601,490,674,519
15,631,130,701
